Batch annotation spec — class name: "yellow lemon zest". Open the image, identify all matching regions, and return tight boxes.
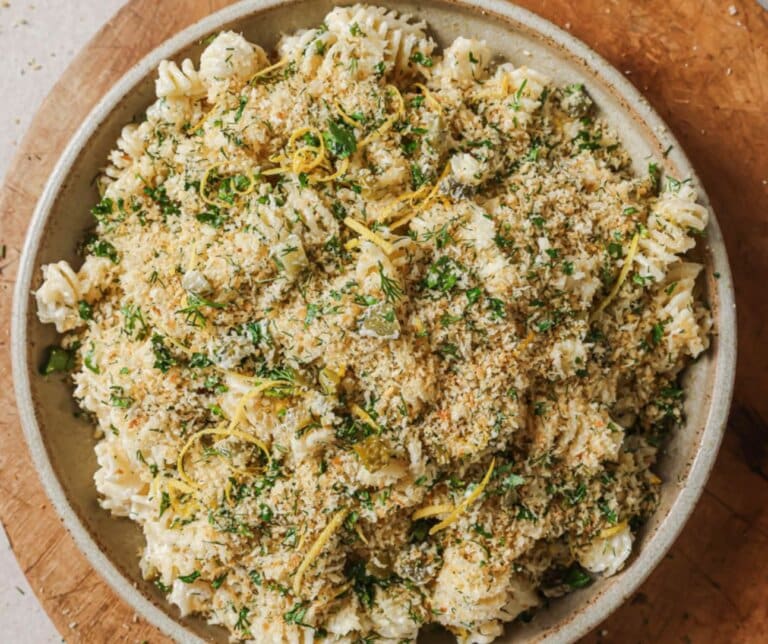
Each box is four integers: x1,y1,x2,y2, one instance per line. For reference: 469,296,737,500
335,101,361,128
249,57,289,83
592,232,640,318
388,163,451,230
176,380,288,487
413,82,441,110
199,162,225,207
349,402,379,430
512,330,536,357
599,520,628,539
315,156,350,183
378,183,431,222
354,522,369,544
343,217,395,255
293,509,349,596
359,85,405,148
429,458,496,535
177,426,272,488
411,503,453,520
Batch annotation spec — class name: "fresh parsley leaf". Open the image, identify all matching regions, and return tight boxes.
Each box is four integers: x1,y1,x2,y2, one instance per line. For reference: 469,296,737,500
323,120,357,159
40,346,74,375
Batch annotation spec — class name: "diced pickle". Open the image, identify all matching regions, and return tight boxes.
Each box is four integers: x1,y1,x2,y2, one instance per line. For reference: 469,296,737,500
353,435,391,470
357,302,400,340
271,234,308,280
319,366,343,395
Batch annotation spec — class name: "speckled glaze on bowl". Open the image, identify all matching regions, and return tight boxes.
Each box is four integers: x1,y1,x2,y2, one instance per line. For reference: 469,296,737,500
11,1,736,642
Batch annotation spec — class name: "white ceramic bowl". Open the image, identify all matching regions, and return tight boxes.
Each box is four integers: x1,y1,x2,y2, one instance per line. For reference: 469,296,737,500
11,1,736,642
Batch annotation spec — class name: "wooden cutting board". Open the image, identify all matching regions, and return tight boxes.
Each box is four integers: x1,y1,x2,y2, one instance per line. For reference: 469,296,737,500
0,1,766,642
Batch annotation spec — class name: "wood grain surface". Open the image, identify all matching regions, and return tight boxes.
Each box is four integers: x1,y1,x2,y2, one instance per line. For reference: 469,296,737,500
0,1,765,642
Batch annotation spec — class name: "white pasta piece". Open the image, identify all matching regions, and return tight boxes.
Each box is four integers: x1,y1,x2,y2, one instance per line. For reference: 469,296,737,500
432,36,492,87
482,63,550,127
326,4,435,78
289,424,334,464
199,31,267,101
103,123,146,185
354,240,394,294
432,542,537,641
282,182,340,245
36,255,114,332
325,599,364,640
281,4,435,81
549,336,589,379
94,441,146,517
654,262,711,360
531,395,624,469
145,95,197,128
355,458,408,488
117,123,145,158
368,584,424,640
635,184,708,283
35,261,82,333
578,523,634,577
169,579,212,617
181,269,212,295
450,152,485,186
155,58,206,99
277,27,336,78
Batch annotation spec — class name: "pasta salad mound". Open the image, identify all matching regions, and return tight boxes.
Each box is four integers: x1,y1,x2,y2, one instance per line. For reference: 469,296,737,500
36,5,711,643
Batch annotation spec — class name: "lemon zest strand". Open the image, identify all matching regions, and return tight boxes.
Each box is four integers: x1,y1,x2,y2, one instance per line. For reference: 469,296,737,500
512,330,536,357
335,101,361,128
354,522,369,544
176,380,288,487
166,479,200,517
592,232,640,318
288,126,327,174
358,85,405,148
331,581,353,599
199,162,225,207
429,458,496,535
249,57,289,83
293,509,349,596
378,183,431,222
388,163,451,230
599,520,628,539
296,525,308,553
177,426,272,488
226,379,293,435
412,503,453,520
349,403,380,430
260,166,287,176
343,217,395,255
315,157,349,183
413,82,441,110
190,100,221,133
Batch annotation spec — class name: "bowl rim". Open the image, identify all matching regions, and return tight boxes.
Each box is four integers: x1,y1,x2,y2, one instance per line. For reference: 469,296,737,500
10,1,737,642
